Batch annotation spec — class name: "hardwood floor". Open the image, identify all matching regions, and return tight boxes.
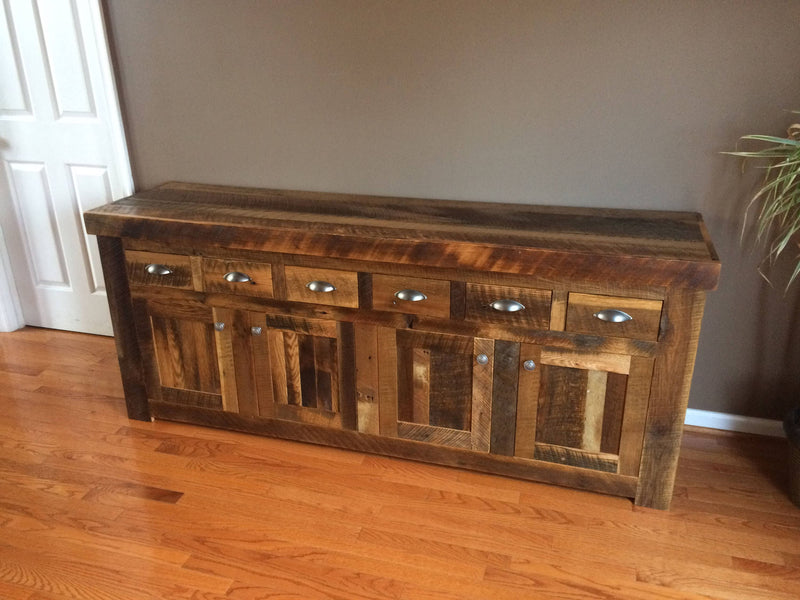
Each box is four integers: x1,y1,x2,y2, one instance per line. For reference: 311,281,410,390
0,327,797,600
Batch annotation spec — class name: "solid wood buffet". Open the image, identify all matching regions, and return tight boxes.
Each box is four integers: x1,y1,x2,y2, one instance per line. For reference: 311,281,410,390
84,182,720,509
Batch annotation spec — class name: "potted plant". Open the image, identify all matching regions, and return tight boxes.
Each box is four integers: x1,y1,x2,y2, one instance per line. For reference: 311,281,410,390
728,113,800,507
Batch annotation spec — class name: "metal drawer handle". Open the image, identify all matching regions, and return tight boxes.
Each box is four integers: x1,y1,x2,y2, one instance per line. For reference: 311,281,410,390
489,299,525,313
224,271,253,284
306,280,336,293
394,289,427,302
594,309,633,323
145,263,173,276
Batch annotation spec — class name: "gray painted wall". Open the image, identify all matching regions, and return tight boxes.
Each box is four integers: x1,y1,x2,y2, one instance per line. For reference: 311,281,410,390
105,0,800,420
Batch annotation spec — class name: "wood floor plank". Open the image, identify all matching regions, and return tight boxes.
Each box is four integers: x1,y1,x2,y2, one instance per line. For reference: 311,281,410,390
0,327,799,600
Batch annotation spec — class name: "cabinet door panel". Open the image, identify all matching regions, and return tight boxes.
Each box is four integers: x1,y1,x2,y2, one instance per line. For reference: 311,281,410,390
148,307,223,410
379,327,492,451
513,347,651,476
535,364,590,449
251,312,355,429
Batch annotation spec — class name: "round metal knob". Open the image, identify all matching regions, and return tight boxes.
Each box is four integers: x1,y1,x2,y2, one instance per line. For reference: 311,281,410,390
489,299,525,313
394,289,427,302
306,280,336,293
523,360,536,371
224,271,253,283
476,353,489,365
594,309,633,323
214,322,225,331
145,263,172,276
251,326,263,335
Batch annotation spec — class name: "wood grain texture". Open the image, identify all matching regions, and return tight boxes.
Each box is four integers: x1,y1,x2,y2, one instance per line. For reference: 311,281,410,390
533,442,619,473
581,370,607,453
284,265,359,308
125,250,194,290
513,344,541,459
464,283,551,328
566,293,663,341
617,357,655,476
85,182,721,290
372,273,451,318
212,307,239,413
202,258,274,298
470,338,494,452
635,292,705,507
149,311,220,396
540,347,631,375
377,327,399,438
4,328,795,600
489,340,520,456
536,365,588,449
354,323,380,435
96,236,150,421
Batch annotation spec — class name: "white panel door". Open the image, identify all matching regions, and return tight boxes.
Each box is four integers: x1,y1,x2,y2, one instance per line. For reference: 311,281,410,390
0,0,132,335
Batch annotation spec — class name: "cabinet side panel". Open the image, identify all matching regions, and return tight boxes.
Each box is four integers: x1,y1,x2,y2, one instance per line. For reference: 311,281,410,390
635,292,705,509
96,236,150,420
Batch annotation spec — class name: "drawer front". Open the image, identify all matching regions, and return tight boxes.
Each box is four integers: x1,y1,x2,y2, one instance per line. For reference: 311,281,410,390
566,293,662,340
203,258,274,298
465,283,551,328
372,274,450,318
126,251,194,290
285,266,359,308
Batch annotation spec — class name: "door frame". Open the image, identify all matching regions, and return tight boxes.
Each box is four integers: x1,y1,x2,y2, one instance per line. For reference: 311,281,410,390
0,223,24,331
0,0,133,333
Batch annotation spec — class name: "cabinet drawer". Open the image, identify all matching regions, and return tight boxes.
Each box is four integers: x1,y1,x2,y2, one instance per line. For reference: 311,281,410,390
372,274,450,318
126,251,194,290
465,283,551,328
203,258,274,298
285,266,359,308
565,293,662,340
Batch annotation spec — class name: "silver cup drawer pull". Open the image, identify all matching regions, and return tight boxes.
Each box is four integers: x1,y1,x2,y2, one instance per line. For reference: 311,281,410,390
306,280,336,293
594,309,633,323
394,289,427,302
489,299,525,313
224,271,253,284
145,263,173,276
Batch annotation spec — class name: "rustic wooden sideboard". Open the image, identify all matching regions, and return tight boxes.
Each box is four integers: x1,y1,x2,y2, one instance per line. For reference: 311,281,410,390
84,182,720,509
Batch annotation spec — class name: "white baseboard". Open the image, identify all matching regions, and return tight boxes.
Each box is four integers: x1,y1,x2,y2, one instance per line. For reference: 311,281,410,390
684,408,784,437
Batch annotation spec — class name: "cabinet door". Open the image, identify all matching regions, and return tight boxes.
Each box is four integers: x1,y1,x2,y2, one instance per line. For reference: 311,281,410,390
142,301,230,410
377,327,493,451
248,312,356,429
511,344,653,476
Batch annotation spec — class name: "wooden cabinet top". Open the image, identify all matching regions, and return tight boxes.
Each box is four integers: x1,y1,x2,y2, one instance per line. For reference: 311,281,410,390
84,182,720,290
